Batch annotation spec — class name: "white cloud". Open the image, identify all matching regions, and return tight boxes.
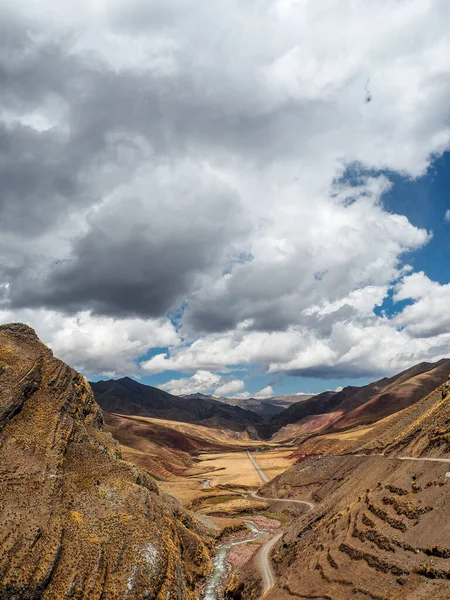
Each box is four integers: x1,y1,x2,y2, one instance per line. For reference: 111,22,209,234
445,209,450,222
228,392,252,400
393,273,450,338
0,308,179,377
160,371,246,397
140,294,450,381
393,271,436,302
254,386,274,399
140,328,315,374
215,379,245,396
160,370,221,396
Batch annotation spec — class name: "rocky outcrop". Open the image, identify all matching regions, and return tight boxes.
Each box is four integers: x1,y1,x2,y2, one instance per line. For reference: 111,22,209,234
0,323,212,600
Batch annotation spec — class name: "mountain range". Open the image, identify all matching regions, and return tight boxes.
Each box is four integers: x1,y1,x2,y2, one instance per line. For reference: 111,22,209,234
91,359,450,444
183,392,315,417
267,358,450,438
91,376,263,432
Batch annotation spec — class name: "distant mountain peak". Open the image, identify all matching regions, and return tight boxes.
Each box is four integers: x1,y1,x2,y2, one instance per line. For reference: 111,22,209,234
91,377,263,430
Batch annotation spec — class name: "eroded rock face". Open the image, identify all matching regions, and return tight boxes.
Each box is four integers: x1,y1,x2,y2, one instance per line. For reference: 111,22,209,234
0,323,212,600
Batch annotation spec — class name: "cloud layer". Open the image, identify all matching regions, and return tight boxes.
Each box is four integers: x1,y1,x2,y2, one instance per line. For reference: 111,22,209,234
1,0,450,390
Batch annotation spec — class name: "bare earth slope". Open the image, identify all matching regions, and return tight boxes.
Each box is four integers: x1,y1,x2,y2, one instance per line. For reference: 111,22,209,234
384,379,450,457
280,379,450,457
263,455,450,600
268,359,450,441
226,384,450,600
332,359,450,430
0,323,212,600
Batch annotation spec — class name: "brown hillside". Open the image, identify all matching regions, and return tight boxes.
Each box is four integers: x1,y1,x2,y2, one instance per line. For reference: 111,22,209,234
384,380,450,457
332,359,450,430
103,412,264,480
279,378,450,457
228,452,450,599
91,377,263,432
226,383,450,599
0,323,212,600
267,359,450,442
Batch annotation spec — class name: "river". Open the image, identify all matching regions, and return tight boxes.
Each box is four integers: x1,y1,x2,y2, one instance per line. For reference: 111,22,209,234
202,521,269,600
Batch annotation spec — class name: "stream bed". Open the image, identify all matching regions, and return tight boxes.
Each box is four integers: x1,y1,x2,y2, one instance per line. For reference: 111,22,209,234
202,521,269,600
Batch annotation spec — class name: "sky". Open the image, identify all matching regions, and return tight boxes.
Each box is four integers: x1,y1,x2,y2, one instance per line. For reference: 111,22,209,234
1,0,450,399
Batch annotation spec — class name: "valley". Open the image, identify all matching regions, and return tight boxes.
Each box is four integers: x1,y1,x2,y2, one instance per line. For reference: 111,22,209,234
1,324,450,600
104,409,450,600
150,447,295,510
118,365,450,600
185,449,314,600
92,364,450,600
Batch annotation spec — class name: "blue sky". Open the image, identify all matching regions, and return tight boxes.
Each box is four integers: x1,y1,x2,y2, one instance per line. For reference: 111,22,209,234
383,151,450,285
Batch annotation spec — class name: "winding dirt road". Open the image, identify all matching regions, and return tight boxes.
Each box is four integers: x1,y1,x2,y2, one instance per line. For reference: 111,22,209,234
246,450,269,483
246,451,315,596
255,532,283,593
397,455,450,463
352,452,450,463
247,450,450,597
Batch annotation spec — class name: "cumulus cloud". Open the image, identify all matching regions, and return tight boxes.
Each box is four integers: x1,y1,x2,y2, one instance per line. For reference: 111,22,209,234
445,209,450,222
159,370,245,396
140,303,450,380
215,379,245,396
393,273,450,338
254,386,274,399
1,0,450,382
0,308,178,376
160,370,222,396
228,392,252,400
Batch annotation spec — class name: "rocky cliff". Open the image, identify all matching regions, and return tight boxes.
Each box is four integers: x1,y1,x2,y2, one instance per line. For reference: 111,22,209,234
0,323,212,600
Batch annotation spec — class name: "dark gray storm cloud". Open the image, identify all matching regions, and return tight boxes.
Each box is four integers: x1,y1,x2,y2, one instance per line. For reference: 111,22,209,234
0,16,80,235
12,177,247,317
0,6,253,317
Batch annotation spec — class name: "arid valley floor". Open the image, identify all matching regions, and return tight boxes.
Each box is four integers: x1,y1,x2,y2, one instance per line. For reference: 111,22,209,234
106,408,450,600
